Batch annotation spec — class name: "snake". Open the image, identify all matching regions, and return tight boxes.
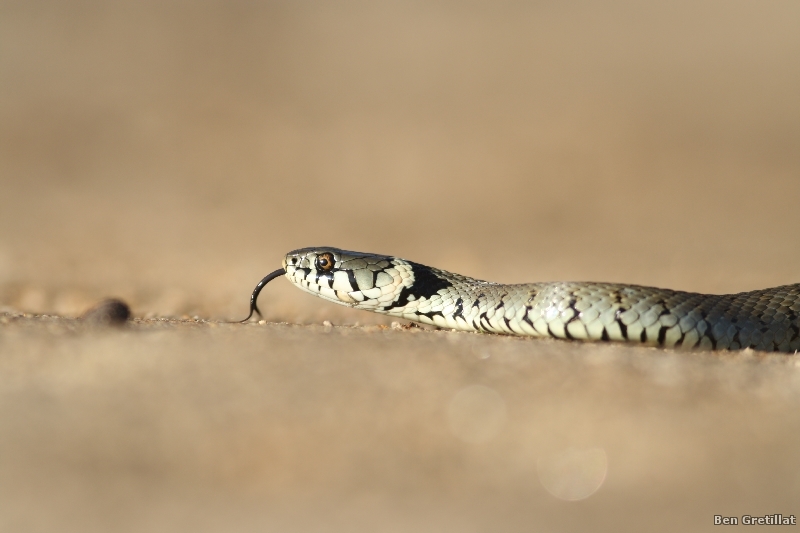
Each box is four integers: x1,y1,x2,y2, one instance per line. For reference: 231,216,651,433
240,247,800,353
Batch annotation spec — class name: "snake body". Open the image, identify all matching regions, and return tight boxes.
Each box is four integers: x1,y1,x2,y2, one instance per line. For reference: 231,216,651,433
269,247,800,353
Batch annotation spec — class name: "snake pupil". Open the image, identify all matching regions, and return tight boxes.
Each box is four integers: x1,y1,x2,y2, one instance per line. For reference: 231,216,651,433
316,253,334,271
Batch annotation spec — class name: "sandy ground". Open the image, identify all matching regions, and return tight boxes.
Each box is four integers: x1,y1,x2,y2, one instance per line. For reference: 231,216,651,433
2,1,800,531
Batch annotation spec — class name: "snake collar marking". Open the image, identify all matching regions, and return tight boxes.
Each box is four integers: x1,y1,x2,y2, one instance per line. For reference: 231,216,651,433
239,246,800,353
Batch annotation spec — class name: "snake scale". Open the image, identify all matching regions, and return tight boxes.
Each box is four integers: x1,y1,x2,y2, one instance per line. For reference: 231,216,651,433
242,247,800,353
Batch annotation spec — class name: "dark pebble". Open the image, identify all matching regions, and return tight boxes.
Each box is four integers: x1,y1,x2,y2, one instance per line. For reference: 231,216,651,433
80,298,131,326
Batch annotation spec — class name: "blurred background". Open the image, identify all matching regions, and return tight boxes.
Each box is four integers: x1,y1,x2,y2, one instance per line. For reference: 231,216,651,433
1,0,799,320
3,3,800,532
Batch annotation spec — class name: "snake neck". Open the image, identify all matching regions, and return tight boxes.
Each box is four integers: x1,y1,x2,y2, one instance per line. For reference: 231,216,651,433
372,259,536,334
381,261,499,311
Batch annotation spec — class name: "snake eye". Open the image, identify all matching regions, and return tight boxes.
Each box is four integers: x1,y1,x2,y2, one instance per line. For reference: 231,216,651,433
315,252,334,271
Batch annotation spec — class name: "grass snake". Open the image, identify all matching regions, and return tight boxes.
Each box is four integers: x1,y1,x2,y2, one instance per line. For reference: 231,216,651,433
241,247,800,353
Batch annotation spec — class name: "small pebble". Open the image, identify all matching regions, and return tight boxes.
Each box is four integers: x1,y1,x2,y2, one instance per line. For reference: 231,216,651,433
79,298,131,326
323,320,333,327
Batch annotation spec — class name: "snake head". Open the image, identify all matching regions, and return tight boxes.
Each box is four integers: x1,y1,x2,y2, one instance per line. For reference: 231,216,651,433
283,247,414,309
